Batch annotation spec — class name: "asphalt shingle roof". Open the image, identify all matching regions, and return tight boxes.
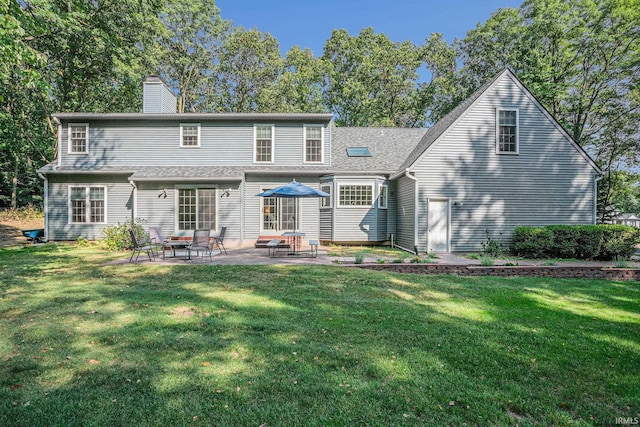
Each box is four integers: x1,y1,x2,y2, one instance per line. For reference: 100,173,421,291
331,126,427,173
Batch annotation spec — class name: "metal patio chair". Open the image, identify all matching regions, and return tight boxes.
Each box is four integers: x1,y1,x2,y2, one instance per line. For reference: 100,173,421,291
149,226,169,258
187,229,213,261
213,226,227,255
129,229,155,263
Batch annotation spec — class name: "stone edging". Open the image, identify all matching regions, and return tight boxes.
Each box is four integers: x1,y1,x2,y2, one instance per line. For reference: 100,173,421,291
352,264,640,281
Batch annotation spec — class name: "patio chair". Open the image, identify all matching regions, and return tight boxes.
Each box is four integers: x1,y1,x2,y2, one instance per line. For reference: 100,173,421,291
149,226,169,258
187,229,213,261
213,226,227,255
129,229,155,263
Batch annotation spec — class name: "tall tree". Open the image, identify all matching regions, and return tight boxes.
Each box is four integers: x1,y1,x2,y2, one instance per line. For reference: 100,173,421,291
263,46,326,113
322,28,427,127
212,27,284,112
152,0,230,113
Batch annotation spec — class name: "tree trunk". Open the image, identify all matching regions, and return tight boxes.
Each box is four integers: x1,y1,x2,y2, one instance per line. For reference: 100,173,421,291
11,154,19,210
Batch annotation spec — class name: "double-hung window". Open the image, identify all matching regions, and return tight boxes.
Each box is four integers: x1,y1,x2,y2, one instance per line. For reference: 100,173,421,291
255,125,274,163
69,186,105,223
178,188,216,231
338,185,373,207
378,184,388,209
304,125,323,163
497,109,519,154
320,184,332,209
69,124,89,154
180,124,200,147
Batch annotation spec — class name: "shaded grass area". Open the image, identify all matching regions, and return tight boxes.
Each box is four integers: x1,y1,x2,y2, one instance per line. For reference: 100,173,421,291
1,245,639,426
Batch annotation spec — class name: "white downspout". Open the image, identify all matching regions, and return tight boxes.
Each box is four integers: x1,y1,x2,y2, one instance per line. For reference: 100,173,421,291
54,117,61,169
130,180,137,220
38,172,48,242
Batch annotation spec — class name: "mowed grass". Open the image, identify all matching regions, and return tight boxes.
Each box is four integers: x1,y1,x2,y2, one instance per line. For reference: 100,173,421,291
0,245,639,426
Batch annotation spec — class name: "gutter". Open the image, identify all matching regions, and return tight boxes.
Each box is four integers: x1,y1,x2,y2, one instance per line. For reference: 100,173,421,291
37,172,48,242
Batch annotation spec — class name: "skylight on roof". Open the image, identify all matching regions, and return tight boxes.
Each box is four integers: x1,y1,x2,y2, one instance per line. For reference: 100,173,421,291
346,147,371,157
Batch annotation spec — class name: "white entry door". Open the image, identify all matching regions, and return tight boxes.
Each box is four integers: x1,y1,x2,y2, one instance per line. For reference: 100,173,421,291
428,199,449,252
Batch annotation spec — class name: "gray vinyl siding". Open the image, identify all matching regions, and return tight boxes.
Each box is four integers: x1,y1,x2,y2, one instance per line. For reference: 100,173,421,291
332,177,386,242
142,82,176,114
395,175,416,251
412,75,596,252
386,180,397,238
243,176,321,242
59,121,331,169
46,174,132,241
135,181,243,241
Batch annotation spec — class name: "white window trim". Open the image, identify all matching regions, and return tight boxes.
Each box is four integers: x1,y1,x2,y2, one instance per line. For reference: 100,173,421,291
180,123,201,148
496,108,519,155
253,124,275,163
174,186,218,233
337,183,374,208
67,184,107,224
303,124,324,164
378,184,388,209
68,123,89,154
320,183,332,209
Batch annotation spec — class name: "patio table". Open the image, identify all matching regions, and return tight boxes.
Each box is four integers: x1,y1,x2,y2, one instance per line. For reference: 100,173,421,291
282,231,305,255
164,239,191,260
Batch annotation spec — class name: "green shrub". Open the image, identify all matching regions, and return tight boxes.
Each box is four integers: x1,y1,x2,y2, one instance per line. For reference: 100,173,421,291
597,225,640,260
354,252,366,264
511,224,639,260
512,226,553,258
101,218,147,251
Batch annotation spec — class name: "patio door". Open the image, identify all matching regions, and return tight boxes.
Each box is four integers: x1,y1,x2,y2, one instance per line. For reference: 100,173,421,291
428,199,449,252
262,196,298,232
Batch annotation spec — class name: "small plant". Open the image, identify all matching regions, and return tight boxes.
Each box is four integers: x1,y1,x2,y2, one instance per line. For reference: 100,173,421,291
614,259,631,268
425,252,439,260
76,235,89,247
542,260,557,266
392,258,404,264
481,229,505,257
376,258,386,264
480,256,495,266
466,253,481,260
354,252,366,264
421,258,436,264
504,261,519,266
410,256,422,263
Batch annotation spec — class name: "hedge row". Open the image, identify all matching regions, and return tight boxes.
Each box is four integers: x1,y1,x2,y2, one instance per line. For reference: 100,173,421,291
512,224,640,260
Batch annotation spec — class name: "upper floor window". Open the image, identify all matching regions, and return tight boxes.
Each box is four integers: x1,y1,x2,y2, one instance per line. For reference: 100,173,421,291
338,185,373,207
497,109,519,154
69,186,105,223
378,184,388,209
69,124,89,154
304,125,323,163
254,125,274,163
180,124,200,147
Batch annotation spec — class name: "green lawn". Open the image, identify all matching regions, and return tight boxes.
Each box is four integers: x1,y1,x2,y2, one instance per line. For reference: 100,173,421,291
1,245,639,426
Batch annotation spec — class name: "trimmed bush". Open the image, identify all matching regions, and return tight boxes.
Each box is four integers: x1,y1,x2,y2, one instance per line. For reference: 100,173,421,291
511,224,640,260
512,226,553,258
598,225,640,260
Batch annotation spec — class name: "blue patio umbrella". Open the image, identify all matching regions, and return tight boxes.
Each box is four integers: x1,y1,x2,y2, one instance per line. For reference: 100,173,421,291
257,180,330,231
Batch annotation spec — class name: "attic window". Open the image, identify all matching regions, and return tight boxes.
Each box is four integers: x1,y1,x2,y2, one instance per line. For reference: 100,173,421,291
346,147,371,157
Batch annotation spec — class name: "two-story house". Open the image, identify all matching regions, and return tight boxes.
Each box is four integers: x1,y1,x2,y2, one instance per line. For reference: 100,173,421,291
38,70,601,253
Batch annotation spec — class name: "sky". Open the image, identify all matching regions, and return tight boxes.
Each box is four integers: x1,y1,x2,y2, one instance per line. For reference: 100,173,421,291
215,0,524,56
